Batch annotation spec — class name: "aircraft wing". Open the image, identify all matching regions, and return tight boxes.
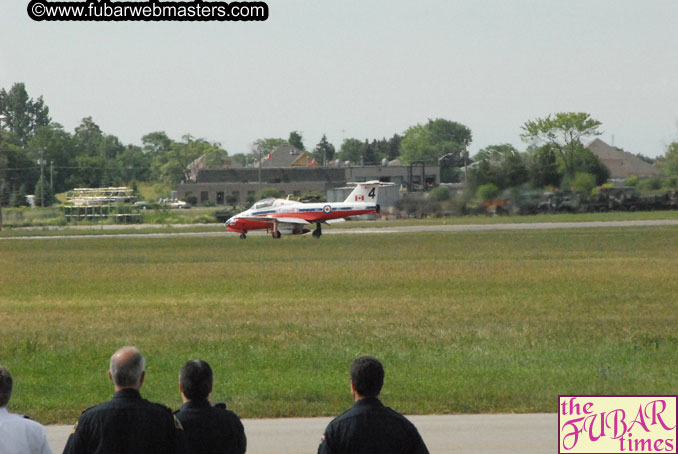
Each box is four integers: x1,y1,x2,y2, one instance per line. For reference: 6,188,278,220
236,215,310,225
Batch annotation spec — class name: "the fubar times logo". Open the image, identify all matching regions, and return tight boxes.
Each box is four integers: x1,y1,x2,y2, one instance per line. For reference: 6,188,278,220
559,396,677,453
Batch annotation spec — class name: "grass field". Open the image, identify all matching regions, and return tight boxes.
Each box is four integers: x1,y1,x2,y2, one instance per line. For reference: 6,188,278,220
1,226,677,424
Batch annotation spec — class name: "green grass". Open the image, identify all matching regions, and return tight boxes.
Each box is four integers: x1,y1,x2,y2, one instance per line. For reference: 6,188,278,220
1,228,677,424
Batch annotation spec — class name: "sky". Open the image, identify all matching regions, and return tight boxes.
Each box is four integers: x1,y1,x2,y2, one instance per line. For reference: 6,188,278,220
1,0,677,158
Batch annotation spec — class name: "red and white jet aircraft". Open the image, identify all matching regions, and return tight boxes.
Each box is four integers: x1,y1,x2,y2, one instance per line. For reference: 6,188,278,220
225,181,393,239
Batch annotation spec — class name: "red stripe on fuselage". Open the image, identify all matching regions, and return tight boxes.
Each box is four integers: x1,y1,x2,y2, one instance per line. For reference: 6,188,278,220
226,208,377,233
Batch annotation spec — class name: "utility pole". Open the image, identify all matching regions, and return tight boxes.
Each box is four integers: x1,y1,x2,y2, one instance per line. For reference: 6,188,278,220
462,140,470,183
256,144,262,193
50,160,53,191
39,148,45,208
0,115,6,230
0,179,4,232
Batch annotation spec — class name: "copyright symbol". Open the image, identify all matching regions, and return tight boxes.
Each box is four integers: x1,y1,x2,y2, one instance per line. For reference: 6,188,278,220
28,0,46,21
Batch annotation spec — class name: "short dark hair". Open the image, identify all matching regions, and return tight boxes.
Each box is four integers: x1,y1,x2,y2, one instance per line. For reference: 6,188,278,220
0,366,13,407
350,356,384,398
180,360,213,400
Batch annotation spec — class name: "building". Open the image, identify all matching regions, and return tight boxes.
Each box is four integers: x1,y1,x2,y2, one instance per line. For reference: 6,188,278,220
259,144,314,168
587,139,661,180
187,153,242,182
177,145,439,207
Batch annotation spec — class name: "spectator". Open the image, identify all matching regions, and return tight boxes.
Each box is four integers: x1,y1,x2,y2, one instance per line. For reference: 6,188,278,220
175,359,246,454
0,365,53,454
63,346,184,454
318,356,429,454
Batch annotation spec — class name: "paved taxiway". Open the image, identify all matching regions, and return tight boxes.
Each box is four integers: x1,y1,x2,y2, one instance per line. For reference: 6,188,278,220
47,413,556,453
3,219,678,241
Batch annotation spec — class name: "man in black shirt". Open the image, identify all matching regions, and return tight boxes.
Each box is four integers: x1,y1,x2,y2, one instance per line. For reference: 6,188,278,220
63,346,184,454
174,359,246,454
318,356,429,454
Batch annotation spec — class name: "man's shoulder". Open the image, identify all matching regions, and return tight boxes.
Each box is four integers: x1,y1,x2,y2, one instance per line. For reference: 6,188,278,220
78,400,110,418
146,399,174,413
175,402,241,422
213,403,242,420
327,402,415,430
80,396,173,418
380,405,418,426
2,411,45,427
22,416,49,435
326,405,359,427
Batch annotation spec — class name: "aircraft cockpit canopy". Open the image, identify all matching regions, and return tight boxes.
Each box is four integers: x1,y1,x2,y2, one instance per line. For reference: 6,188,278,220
253,199,275,209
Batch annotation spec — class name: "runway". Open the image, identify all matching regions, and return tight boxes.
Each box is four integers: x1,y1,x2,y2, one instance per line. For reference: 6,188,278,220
47,413,556,453
3,218,678,241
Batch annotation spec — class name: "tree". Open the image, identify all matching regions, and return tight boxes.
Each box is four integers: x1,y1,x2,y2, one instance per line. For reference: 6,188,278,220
337,138,363,163
288,131,305,151
521,112,602,178
142,131,172,157
362,139,378,165
202,144,229,168
571,172,596,194
429,186,450,202
153,135,225,185
383,134,402,161
70,117,125,187
312,134,335,166
498,148,528,189
400,118,472,165
1,130,35,195
0,83,50,145
117,144,151,183
9,184,28,207
229,153,248,167
568,147,609,186
477,183,499,202
528,145,560,189
27,123,75,193
467,144,528,191
657,142,678,176
34,179,56,207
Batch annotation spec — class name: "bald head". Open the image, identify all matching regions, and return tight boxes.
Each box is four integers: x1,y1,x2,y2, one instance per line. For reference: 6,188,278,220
109,346,145,389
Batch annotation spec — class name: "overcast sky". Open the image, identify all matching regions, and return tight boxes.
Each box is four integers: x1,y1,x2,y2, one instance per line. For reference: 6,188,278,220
1,0,677,158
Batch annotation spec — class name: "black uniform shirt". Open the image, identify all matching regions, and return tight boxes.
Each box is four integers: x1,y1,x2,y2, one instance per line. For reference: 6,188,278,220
318,397,429,454
174,399,247,454
63,388,184,454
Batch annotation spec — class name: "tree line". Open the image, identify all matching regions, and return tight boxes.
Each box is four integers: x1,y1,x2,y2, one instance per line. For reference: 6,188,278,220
1,82,677,207
0,83,231,206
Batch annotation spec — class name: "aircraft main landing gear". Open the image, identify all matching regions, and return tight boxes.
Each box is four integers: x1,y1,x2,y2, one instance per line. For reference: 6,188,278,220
239,233,247,240
312,223,322,239
272,230,281,239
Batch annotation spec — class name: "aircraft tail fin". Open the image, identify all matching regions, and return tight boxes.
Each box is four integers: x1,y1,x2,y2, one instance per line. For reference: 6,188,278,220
343,181,393,203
